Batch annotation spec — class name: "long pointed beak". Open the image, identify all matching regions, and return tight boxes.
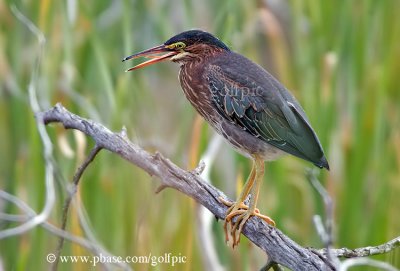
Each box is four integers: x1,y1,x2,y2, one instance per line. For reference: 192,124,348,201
122,44,177,71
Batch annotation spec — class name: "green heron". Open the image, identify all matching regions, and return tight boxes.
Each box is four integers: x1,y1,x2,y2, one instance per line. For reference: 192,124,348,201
123,30,329,246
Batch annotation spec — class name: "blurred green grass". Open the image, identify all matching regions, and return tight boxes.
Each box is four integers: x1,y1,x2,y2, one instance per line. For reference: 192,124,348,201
1,0,399,270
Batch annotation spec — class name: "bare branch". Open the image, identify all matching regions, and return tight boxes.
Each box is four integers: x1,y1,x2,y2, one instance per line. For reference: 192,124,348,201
37,103,336,271
36,104,400,270
52,146,102,271
0,5,57,240
317,236,400,259
0,190,131,270
308,168,400,271
307,168,341,268
307,168,334,249
260,259,284,271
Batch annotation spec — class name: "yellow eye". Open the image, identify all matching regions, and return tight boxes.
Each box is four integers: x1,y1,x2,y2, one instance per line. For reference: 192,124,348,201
174,42,186,49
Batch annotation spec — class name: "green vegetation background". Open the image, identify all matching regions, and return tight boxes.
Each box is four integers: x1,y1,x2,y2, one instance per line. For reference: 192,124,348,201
0,0,399,270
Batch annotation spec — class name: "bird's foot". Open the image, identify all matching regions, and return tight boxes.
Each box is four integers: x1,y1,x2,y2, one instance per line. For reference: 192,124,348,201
219,197,275,247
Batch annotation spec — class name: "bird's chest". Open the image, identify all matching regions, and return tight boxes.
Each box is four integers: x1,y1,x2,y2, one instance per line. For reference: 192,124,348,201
178,63,219,125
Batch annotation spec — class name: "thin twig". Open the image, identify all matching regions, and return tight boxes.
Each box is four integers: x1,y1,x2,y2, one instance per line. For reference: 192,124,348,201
317,236,400,258
260,259,284,271
307,168,334,248
307,169,399,271
0,190,130,270
51,145,102,271
0,5,57,240
0,190,92,248
306,167,339,268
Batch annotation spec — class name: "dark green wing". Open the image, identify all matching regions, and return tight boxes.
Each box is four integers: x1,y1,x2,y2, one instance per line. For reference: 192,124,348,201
206,53,329,169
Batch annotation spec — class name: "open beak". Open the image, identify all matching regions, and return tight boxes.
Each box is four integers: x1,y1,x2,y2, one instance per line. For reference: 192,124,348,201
122,44,178,71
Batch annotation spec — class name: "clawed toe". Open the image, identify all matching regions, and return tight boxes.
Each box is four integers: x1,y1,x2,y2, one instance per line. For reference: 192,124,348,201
219,197,275,247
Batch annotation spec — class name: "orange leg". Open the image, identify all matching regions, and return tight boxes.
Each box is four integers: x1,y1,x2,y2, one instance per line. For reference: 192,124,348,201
219,155,275,247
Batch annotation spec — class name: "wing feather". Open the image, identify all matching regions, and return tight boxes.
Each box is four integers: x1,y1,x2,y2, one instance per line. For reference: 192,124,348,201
205,55,328,168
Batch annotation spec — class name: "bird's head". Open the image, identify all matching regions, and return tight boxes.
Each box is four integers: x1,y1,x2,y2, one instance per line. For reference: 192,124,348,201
123,30,230,71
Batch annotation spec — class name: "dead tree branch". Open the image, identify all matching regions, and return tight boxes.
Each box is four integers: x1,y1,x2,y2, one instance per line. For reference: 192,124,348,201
52,146,102,271
317,236,400,258
37,104,400,271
